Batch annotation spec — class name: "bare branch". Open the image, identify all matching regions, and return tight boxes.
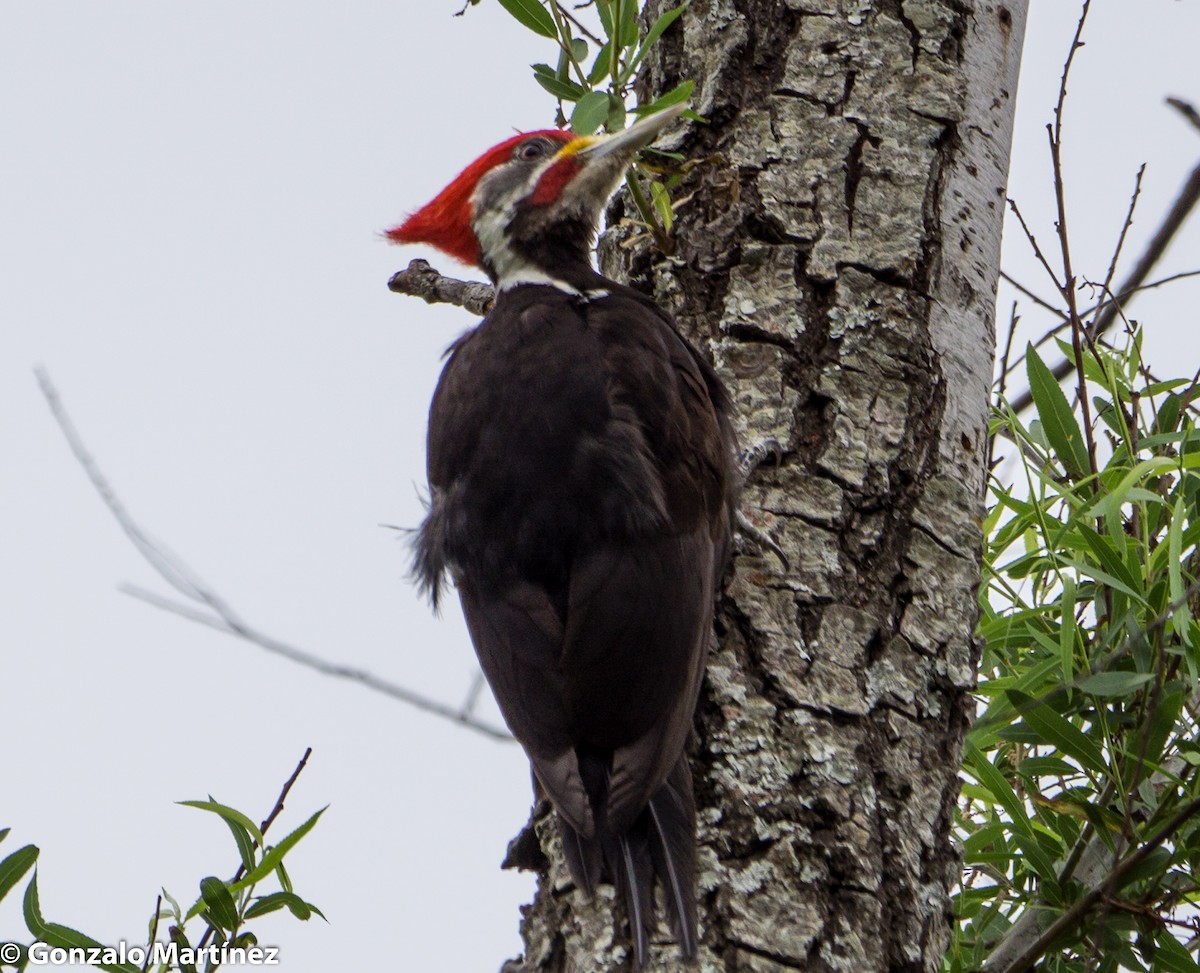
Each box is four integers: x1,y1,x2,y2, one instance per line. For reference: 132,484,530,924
1045,2,1101,484
998,270,1067,319
1005,197,1065,293
1009,158,1200,413
999,269,1200,385
36,366,514,744
993,301,1020,430
388,258,495,316
1088,162,1145,337
142,895,162,973
257,747,313,839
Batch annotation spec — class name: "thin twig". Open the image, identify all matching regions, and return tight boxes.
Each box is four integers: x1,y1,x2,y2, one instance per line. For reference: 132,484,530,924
1009,159,1200,412
256,747,312,842
1005,198,1065,293
388,259,495,316
1046,1,1101,483
459,672,487,721
998,270,1067,320
998,270,1200,385
35,366,513,743
555,1,603,45
119,584,511,740
142,895,163,973
1088,163,1145,337
996,301,1021,415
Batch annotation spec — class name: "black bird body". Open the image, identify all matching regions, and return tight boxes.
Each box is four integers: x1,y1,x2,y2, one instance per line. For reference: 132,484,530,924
389,107,736,965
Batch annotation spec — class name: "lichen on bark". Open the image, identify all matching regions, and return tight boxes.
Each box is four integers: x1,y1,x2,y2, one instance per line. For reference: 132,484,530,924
504,2,1026,970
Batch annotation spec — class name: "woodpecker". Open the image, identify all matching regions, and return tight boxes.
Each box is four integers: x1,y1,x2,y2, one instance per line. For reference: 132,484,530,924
388,105,736,966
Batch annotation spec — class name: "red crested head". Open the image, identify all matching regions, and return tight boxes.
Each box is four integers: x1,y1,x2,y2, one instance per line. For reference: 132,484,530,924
386,129,576,269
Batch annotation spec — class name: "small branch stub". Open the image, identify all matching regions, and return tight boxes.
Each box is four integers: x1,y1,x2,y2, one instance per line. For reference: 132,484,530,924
388,259,495,317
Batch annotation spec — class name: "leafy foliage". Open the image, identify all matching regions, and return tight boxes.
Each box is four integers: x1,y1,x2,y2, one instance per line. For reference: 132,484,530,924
0,779,323,972
951,325,1200,972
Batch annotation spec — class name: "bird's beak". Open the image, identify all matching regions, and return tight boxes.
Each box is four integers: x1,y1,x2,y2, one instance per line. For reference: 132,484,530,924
556,103,686,165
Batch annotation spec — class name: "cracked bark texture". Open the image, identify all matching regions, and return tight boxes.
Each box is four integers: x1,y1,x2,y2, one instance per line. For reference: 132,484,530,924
502,2,1026,970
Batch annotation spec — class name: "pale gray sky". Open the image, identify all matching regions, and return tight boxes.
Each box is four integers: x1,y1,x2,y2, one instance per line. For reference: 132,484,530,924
3,3,1199,971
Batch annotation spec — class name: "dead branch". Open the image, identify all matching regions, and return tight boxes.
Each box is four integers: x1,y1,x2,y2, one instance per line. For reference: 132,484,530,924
35,366,513,743
388,259,495,316
1008,158,1200,413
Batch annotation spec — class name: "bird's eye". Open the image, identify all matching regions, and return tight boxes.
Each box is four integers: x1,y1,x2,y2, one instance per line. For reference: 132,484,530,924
517,140,546,162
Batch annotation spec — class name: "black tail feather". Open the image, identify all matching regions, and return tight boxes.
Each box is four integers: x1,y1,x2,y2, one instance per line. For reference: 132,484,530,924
614,829,654,967
557,810,602,898
558,751,697,967
646,758,698,956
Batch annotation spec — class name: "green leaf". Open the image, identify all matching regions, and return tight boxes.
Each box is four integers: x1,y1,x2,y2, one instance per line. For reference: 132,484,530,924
1152,928,1200,972
0,844,37,905
276,858,293,894
1073,523,1144,598
226,818,257,872
1006,690,1109,778
1076,670,1155,696
595,0,614,37
633,80,694,115
169,925,197,973
1144,690,1184,769
497,0,556,38
1157,393,1183,436
1059,555,1147,605
23,875,141,973
1059,575,1076,681
1088,456,1182,520
606,98,627,133
1026,343,1090,480
570,91,612,135
649,180,674,233
229,807,327,894
0,828,9,845
1169,495,1191,645
244,891,325,922
964,743,1034,837
1009,831,1061,887
233,931,258,949
178,799,265,846
160,886,183,923
619,0,639,46
587,42,613,84
199,877,239,931
532,70,586,102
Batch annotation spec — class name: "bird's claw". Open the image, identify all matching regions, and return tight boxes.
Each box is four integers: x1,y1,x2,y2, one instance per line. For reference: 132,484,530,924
735,509,789,570
737,437,784,484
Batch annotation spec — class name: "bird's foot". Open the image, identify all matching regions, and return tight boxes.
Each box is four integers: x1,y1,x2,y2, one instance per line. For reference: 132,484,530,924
734,509,789,570
737,437,784,484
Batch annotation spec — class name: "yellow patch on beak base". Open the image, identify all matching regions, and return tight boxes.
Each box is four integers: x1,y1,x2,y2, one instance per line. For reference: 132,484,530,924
553,135,601,160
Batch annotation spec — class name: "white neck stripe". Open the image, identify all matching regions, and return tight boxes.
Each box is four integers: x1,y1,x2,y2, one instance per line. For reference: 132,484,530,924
497,267,583,295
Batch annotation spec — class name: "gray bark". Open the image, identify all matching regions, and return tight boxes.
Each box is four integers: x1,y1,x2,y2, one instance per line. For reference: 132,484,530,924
503,2,1025,970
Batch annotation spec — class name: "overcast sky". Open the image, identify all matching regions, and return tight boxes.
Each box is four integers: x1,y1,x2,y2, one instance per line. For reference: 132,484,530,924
4,3,1200,970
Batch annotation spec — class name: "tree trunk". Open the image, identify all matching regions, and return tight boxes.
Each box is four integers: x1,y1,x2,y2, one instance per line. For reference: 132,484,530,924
505,2,1026,969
